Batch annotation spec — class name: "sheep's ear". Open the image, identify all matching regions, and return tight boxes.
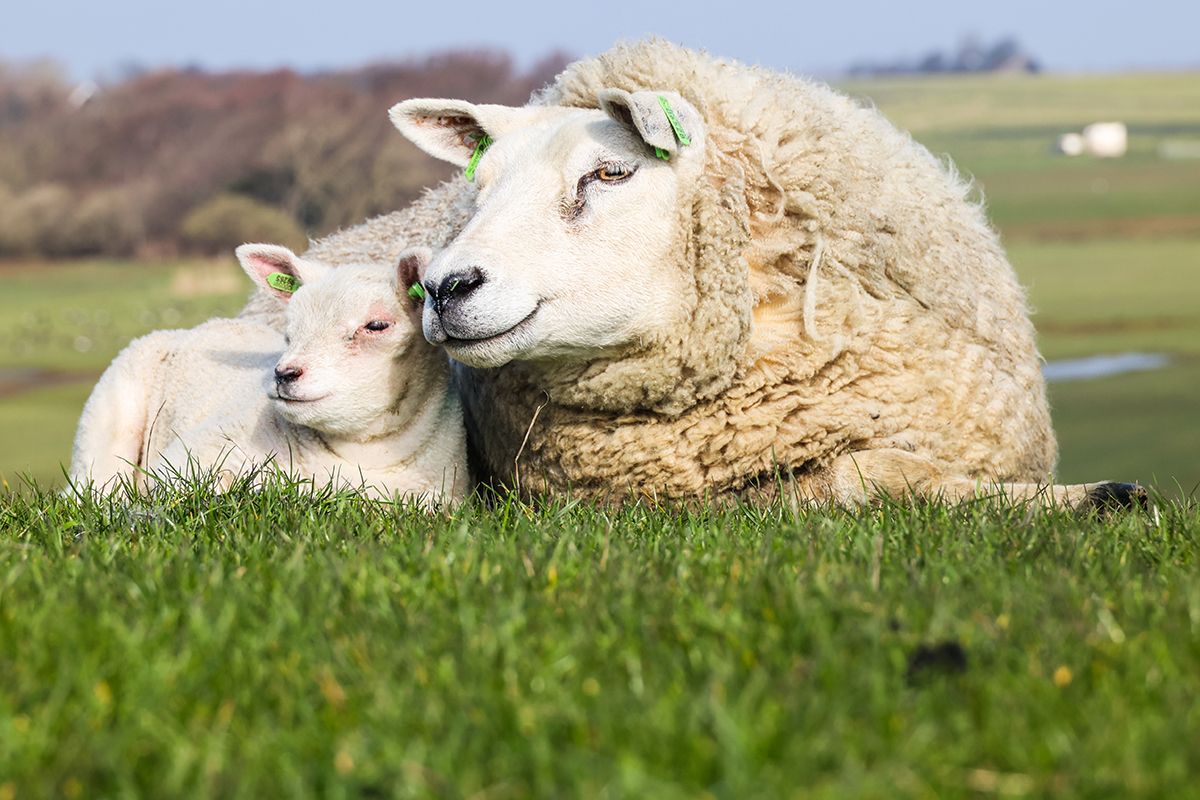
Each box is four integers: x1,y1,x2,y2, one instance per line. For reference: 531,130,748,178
236,243,327,302
598,89,703,160
396,246,433,315
389,99,523,167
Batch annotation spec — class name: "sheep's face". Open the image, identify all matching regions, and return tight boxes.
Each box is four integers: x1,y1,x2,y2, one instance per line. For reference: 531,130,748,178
391,91,706,369
236,245,435,440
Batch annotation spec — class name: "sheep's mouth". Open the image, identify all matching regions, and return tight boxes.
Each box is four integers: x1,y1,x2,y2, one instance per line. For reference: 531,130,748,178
442,304,541,349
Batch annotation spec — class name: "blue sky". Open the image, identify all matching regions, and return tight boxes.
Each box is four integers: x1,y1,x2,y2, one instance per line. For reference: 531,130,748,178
3,0,1197,78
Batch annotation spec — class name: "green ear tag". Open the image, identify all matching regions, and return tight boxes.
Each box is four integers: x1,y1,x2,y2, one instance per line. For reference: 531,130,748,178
464,133,493,182
267,272,301,293
407,282,427,301
657,95,692,147
654,146,670,161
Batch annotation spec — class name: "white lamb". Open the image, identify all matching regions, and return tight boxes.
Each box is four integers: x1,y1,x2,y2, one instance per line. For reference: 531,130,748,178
70,245,467,504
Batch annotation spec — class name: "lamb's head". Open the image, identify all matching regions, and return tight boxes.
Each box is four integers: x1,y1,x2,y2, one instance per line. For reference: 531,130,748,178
390,91,709,371
236,244,441,440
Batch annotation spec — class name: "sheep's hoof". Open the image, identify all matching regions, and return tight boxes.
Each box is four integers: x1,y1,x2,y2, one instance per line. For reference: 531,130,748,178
1085,482,1148,512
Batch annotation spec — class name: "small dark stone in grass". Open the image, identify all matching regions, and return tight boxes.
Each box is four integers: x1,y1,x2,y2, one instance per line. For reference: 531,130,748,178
906,640,968,683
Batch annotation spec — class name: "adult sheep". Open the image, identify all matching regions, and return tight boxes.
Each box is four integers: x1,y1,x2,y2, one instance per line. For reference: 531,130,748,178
294,39,1136,508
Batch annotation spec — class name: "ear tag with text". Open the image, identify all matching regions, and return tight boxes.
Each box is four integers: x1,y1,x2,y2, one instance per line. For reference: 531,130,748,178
464,134,493,182
267,272,301,293
657,95,692,147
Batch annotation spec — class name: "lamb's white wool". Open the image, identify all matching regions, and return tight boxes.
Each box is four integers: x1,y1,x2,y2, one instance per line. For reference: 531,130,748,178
71,246,467,504
269,40,1134,509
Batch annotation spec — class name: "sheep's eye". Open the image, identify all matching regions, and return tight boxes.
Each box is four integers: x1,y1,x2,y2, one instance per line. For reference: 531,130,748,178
363,320,391,332
593,163,634,183
565,163,638,220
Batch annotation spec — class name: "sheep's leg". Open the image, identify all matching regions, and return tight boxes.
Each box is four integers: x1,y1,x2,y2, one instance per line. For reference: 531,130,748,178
70,362,151,493
789,448,1144,511
69,334,173,493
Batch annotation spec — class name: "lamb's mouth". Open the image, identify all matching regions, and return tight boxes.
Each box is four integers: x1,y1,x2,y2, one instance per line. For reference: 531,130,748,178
442,304,541,351
273,393,330,404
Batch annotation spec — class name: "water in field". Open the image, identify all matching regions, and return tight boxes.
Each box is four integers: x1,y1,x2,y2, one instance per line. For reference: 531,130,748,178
1044,352,1170,382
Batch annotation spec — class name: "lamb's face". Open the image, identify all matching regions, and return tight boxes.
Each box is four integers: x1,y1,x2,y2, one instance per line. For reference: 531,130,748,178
391,91,706,369
235,246,433,440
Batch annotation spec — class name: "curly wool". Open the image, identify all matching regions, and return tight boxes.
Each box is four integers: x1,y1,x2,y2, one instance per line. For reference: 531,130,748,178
292,39,1057,499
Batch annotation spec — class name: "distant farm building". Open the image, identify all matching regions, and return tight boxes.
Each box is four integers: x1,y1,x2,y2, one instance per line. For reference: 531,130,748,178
1057,122,1128,158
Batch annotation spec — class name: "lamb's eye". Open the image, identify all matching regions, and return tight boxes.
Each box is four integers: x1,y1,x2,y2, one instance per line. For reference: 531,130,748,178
363,320,391,332
594,163,634,182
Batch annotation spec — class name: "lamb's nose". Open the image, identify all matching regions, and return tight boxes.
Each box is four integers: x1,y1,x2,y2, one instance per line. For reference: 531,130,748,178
427,267,485,315
274,365,303,385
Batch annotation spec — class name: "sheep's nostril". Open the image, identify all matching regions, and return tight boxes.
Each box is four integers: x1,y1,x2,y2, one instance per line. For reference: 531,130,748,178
430,267,485,314
274,365,303,385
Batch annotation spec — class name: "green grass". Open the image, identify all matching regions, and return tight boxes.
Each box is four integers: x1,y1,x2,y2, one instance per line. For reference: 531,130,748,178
1012,238,1200,359
1,483,1198,797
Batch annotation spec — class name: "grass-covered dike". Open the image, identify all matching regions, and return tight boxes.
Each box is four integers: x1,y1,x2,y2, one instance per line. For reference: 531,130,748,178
2,479,1197,797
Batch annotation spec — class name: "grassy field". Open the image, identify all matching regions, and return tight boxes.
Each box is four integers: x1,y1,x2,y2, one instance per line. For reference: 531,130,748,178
1,483,1198,797
1,71,1199,796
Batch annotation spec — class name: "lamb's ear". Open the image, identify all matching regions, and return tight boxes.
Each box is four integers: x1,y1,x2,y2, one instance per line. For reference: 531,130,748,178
236,243,328,302
598,89,703,160
389,99,524,167
396,246,433,315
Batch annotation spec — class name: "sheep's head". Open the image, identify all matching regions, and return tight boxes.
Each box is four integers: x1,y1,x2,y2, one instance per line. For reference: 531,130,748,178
236,244,439,440
390,91,709,375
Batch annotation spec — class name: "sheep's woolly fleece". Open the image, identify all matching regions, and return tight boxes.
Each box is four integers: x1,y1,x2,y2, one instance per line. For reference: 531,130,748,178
292,39,1057,500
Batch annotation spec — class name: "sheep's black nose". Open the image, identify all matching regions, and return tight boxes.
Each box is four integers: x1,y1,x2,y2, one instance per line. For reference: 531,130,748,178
426,267,485,315
274,365,303,385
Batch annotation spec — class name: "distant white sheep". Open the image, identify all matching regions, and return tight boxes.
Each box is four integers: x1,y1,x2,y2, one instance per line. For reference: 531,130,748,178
1058,122,1128,158
70,245,467,504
